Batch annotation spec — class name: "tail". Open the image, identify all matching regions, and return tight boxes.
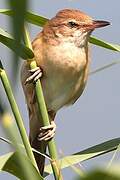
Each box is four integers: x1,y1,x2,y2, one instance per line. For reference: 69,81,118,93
30,136,47,175
30,110,56,175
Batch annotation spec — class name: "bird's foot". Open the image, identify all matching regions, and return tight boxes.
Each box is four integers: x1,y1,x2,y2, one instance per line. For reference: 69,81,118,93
25,66,42,84
37,121,56,141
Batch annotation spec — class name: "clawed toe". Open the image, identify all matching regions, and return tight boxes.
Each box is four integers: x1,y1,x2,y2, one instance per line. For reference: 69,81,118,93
25,66,42,84
37,121,56,141
38,131,55,141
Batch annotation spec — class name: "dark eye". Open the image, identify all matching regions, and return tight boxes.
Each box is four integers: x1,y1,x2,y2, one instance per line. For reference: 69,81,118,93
68,21,78,28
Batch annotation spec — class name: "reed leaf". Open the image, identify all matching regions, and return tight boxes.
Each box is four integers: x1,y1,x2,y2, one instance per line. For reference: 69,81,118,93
0,136,52,161
0,28,34,59
90,36,120,52
1,113,43,180
90,59,120,75
0,61,38,171
1,137,120,178
45,138,120,175
0,151,43,179
0,9,48,27
80,166,120,180
0,9,120,52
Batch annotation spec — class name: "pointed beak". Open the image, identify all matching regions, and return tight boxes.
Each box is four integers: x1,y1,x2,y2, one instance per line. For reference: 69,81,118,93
82,20,110,32
92,20,110,29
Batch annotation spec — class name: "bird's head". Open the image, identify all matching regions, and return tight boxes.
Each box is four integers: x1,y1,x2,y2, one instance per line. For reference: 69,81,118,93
43,9,110,46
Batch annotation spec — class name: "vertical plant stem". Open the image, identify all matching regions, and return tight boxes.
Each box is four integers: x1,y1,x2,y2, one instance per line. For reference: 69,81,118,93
0,62,39,172
2,113,42,180
24,27,63,180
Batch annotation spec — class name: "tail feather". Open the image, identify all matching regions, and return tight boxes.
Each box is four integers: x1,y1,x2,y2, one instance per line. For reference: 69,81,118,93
29,111,56,175
30,136,47,175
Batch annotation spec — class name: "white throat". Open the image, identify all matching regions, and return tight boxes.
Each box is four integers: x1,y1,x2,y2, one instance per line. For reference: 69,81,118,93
56,30,89,48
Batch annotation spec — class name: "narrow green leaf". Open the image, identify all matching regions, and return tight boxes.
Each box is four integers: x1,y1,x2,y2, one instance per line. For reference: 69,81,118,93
2,113,43,179
80,166,120,180
0,136,52,161
0,27,34,59
25,11,48,26
0,9,48,26
0,152,42,180
90,36,120,52
0,9,120,52
107,144,120,168
90,60,120,75
45,138,120,174
0,63,39,172
1,138,120,178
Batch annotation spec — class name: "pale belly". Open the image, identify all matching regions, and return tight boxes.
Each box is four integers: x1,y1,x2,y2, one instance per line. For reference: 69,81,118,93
40,43,89,111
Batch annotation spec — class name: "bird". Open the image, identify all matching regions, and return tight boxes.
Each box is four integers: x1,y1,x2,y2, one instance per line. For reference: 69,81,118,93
21,9,110,175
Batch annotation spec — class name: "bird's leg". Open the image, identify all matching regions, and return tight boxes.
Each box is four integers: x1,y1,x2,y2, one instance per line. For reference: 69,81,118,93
25,66,42,84
25,66,56,141
38,121,56,141
38,111,56,141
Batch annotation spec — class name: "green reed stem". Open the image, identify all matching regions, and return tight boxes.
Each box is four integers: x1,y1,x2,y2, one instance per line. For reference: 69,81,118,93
24,27,63,180
2,113,42,180
0,62,39,173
